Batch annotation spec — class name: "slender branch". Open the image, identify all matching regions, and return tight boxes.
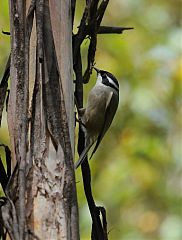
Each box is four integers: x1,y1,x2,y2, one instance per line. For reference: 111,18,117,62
0,144,11,189
73,3,89,65
74,48,83,107
98,26,134,34
2,31,10,35
81,161,105,239
71,0,76,27
0,157,8,192
99,207,108,240
0,55,10,126
83,0,99,83
96,0,109,27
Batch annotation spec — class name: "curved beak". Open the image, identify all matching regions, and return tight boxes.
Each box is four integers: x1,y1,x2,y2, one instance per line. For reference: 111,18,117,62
93,67,100,73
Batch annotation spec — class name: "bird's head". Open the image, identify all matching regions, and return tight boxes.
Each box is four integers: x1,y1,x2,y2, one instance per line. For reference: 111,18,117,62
93,67,119,92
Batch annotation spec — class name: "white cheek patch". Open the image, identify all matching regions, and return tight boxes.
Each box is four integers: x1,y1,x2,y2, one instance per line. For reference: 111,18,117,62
107,76,119,90
96,74,102,84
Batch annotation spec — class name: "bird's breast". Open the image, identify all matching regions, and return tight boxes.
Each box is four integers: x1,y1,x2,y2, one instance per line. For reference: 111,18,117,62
82,86,109,137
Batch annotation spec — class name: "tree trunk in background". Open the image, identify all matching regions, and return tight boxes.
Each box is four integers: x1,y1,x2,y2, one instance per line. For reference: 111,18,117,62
5,0,79,239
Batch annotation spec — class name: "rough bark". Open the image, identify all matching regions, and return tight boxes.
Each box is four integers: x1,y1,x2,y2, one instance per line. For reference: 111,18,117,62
2,0,79,239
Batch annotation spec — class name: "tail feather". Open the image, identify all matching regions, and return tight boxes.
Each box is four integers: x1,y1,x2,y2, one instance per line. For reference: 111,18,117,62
74,142,93,169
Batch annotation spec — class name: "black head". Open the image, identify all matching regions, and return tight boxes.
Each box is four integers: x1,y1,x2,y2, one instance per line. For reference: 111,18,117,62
93,67,119,92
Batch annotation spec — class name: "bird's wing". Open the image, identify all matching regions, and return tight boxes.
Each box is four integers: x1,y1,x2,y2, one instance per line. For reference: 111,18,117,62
89,91,118,159
74,140,94,169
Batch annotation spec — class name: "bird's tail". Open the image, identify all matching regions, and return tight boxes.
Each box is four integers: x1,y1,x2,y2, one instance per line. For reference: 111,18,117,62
74,142,93,169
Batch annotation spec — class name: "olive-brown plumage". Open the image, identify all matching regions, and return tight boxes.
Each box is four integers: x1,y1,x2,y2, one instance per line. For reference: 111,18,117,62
75,68,119,169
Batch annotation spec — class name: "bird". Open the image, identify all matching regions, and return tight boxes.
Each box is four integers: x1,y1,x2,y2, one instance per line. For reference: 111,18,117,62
75,67,119,169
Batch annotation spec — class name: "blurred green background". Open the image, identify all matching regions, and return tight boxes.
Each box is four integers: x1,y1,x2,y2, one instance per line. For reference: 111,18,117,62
1,0,182,240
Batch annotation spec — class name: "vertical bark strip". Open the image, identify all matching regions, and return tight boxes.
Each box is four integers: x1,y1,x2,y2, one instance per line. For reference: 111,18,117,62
9,1,27,239
27,0,78,239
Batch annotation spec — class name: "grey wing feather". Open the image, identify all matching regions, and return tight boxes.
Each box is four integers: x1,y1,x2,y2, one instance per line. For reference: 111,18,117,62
74,141,94,169
89,91,118,159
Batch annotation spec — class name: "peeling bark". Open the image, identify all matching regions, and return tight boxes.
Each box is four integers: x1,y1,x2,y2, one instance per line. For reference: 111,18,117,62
4,0,79,239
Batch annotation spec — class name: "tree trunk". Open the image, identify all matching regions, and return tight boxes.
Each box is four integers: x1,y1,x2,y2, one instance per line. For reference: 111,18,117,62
4,0,79,239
